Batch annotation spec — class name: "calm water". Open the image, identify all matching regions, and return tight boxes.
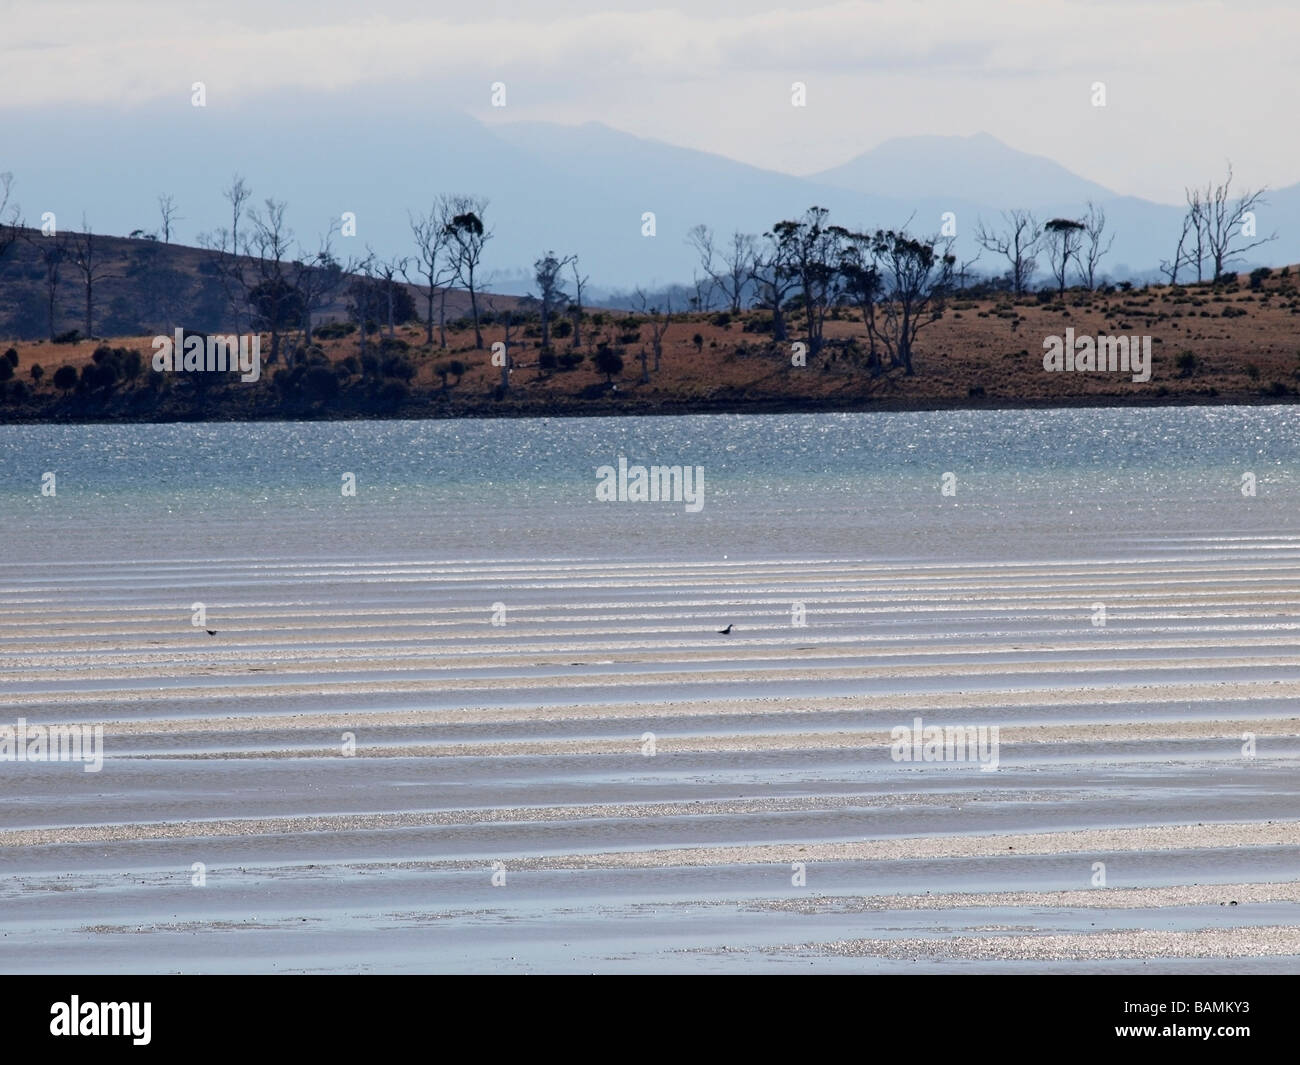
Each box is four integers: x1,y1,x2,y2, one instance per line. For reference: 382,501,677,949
1,408,1297,563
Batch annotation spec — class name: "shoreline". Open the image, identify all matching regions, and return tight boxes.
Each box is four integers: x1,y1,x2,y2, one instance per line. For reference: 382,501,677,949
2,390,1296,425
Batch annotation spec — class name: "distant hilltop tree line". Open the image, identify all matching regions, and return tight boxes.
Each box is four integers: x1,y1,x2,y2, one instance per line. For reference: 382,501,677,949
960,165,1275,300
0,160,1281,413
0,167,956,381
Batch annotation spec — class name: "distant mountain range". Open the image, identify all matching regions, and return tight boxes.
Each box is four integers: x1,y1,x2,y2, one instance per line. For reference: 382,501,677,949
2,87,1297,293
808,132,1119,209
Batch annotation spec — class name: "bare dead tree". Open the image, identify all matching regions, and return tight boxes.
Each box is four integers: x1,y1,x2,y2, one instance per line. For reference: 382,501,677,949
374,255,410,338
1079,201,1114,290
686,225,756,314
245,198,297,366
953,249,981,292
157,194,182,243
406,199,456,347
653,296,672,373
1184,186,1208,282
443,196,492,349
67,218,113,339
224,174,251,254
690,270,716,313
1201,163,1276,280
533,251,576,350
347,250,378,366
1159,211,1196,286
634,289,673,373
568,257,588,349
292,224,344,347
0,172,21,265
974,209,1041,295
24,229,67,341
198,226,252,332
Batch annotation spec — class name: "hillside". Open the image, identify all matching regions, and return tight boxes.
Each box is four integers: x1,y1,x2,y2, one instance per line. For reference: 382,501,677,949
0,227,495,342
2,266,1298,422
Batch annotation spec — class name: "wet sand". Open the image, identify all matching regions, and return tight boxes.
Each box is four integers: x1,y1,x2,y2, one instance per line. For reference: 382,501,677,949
1,547,1298,972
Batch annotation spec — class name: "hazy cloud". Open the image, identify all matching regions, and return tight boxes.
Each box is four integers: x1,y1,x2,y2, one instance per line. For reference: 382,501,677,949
3,0,1297,201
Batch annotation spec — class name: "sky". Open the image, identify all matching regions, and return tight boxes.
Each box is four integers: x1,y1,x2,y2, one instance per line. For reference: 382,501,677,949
2,0,1296,205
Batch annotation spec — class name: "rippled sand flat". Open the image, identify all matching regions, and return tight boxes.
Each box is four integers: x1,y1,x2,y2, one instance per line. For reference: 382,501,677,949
2,547,1299,973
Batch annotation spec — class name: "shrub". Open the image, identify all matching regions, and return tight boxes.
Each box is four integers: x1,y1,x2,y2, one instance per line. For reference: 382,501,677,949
80,362,116,391
52,365,77,391
1175,351,1198,377
301,364,339,402
3,347,17,367
0,360,11,382
53,329,81,344
538,347,558,371
693,333,704,352
434,359,468,387
594,348,623,383
378,380,408,407
380,355,415,381
558,351,584,371
314,321,356,339
711,312,732,328
29,364,43,384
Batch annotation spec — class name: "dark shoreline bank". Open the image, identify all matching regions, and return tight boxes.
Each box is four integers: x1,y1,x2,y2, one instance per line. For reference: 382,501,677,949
1,390,1295,425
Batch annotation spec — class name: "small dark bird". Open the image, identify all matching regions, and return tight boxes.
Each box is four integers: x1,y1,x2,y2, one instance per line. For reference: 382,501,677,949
717,624,733,635
205,630,217,636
